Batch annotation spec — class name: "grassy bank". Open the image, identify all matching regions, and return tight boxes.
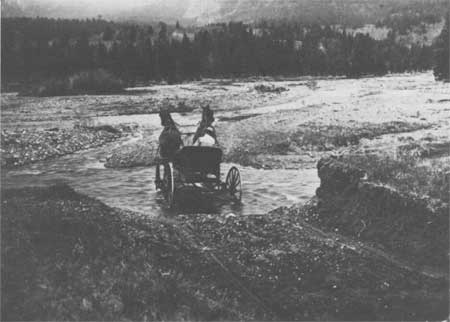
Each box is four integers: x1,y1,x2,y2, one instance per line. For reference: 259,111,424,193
2,184,448,321
337,152,449,203
295,154,449,272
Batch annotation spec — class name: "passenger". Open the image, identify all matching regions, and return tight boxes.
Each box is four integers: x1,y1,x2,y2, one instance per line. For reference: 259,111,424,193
193,105,217,147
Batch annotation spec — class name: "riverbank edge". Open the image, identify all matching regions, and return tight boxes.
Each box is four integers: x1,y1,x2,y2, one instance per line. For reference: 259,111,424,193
2,158,448,320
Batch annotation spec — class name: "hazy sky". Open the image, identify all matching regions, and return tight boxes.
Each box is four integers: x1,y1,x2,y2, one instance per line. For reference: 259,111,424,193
12,0,191,17
6,0,209,20
19,0,181,9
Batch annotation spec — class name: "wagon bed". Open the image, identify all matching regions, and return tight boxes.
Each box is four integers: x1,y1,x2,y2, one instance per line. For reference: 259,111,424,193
155,146,242,207
174,146,222,183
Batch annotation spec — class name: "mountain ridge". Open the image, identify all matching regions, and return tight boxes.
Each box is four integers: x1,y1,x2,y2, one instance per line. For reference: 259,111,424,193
2,0,448,26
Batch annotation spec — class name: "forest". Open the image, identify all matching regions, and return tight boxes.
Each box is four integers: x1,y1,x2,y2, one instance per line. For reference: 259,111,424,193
1,15,448,91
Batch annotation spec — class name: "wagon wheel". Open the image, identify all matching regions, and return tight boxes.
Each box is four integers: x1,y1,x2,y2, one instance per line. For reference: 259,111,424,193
226,167,242,201
162,162,175,207
155,163,163,190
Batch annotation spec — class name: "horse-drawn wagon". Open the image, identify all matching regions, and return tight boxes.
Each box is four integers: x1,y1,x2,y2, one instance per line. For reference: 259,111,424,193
155,146,242,207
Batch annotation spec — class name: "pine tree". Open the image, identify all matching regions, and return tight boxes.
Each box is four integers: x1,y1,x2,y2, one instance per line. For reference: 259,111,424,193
142,38,154,80
75,31,92,71
180,33,194,79
433,13,449,81
103,26,114,41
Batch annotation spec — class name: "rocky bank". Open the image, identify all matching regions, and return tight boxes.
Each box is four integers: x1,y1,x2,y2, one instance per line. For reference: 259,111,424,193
105,139,159,168
1,125,132,168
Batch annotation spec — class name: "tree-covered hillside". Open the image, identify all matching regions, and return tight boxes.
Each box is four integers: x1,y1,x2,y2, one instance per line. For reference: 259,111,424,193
0,16,442,89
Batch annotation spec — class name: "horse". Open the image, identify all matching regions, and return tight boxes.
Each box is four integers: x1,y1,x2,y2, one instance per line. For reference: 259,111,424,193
158,110,183,160
192,105,217,146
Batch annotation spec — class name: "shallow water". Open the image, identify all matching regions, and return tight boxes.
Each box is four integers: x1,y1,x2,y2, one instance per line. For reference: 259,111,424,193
4,72,449,216
1,138,319,216
1,97,321,217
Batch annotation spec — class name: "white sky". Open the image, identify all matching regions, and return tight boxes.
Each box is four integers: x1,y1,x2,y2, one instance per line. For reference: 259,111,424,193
9,0,201,19
19,0,181,9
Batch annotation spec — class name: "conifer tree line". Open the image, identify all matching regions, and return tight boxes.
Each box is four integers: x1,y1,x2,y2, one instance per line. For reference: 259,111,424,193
1,16,448,86
433,13,449,81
